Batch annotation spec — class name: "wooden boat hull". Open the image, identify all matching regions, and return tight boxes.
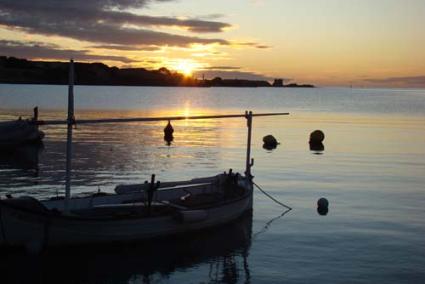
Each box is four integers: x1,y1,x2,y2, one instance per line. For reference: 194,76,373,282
0,174,253,250
0,211,253,283
0,120,44,148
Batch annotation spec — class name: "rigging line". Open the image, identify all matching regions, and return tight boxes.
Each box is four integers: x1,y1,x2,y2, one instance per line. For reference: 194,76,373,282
37,112,290,126
253,182,292,210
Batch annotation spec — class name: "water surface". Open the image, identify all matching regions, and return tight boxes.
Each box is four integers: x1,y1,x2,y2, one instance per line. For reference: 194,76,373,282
0,85,424,283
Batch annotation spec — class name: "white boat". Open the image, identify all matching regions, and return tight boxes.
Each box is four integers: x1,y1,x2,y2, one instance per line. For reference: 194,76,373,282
0,172,253,250
0,60,289,251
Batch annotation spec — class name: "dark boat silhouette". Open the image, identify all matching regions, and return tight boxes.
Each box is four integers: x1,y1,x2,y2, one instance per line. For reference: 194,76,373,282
0,108,44,148
0,211,253,284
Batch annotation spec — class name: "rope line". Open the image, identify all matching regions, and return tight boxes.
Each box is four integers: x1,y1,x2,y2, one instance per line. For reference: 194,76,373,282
253,182,292,210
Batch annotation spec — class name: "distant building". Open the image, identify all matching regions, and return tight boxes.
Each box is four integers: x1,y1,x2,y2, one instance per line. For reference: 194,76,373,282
272,79,284,87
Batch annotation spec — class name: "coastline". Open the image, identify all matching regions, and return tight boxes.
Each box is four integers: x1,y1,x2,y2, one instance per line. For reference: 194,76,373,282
0,56,315,88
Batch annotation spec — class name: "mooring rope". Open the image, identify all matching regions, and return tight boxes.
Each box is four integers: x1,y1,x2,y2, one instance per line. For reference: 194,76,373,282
253,182,292,210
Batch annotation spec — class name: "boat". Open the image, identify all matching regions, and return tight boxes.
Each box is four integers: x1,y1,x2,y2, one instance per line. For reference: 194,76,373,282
1,211,253,283
0,107,44,148
0,60,289,251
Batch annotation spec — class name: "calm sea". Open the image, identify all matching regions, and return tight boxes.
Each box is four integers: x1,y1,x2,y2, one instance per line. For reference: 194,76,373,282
0,85,424,283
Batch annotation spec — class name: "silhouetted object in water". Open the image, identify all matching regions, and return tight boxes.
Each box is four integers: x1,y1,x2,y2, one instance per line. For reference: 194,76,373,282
0,106,44,148
164,120,174,145
147,174,160,215
317,206,328,216
0,211,253,284
317,197,329,216
317,197,329,208
310,142,325,152
310,130,325,144
32,106,39,123
309,130,325,152
263,135,279,150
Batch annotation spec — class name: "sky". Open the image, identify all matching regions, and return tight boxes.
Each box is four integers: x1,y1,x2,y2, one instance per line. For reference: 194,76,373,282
0,0,424,87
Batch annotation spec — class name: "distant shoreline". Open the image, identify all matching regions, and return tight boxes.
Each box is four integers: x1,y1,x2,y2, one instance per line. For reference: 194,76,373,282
0,82,315,88
0,56,315,88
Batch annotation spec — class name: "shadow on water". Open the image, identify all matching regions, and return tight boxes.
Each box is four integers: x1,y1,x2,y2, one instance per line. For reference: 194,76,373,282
0,211,253,284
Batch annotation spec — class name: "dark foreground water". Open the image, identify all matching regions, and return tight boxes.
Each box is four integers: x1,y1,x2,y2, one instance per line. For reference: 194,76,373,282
0,85,424,283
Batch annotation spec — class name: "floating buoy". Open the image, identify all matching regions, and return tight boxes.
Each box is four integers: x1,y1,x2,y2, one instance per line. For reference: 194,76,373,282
164,120,174,146
310,130,325,144
310,142,324,152
262,135,279,150
309,130,325,152
317,206,328,216
317,197,329,208
317,197,329,216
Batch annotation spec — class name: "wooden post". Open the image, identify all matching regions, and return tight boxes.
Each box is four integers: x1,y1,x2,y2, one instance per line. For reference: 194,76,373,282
33,106,38,121
64,59,74,212
245,111,253,178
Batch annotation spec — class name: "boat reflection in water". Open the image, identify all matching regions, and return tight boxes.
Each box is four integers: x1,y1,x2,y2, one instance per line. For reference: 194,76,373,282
1,211,252,284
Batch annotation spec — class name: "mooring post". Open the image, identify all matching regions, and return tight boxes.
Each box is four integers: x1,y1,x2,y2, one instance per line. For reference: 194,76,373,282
33,106,38,121
245,110,253,178
64,59,74,213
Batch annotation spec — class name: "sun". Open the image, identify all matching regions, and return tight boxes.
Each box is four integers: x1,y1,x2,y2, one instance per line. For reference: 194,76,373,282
174,60,197,77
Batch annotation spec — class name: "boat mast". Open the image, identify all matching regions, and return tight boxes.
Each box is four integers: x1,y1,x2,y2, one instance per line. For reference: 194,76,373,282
64,59,74,212
245,111,253,178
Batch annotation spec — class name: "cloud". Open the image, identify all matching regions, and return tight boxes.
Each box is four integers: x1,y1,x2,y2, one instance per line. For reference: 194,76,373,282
0,40,134,63
230,41,271,49
90,44,161,51
363,76,425,87
202,66,242,70
0,0,230,47
255,44,271,49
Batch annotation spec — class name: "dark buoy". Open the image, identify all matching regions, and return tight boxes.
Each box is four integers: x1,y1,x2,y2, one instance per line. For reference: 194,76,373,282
164,120,174,146
263,135,279,150
309,130,325,152
317,197,329,216
317,197,329,208
317,206,328,216
310,142,324,152
309,130,325,144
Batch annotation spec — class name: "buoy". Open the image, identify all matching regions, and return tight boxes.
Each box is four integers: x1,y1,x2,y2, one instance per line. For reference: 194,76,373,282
310,142,324,152
317,197,329,216
164,120,174,145
317,197,329,208
317,206,328,216
309,130,325,144
262,135,279,150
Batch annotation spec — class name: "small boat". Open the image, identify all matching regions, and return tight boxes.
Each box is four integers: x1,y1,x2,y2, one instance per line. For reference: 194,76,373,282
1,211,253,283
0,60,289,251
0,172,252,250
0,108,44,148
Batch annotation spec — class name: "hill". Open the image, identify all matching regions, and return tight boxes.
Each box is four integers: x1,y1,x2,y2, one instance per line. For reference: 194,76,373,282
0,56,313,88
